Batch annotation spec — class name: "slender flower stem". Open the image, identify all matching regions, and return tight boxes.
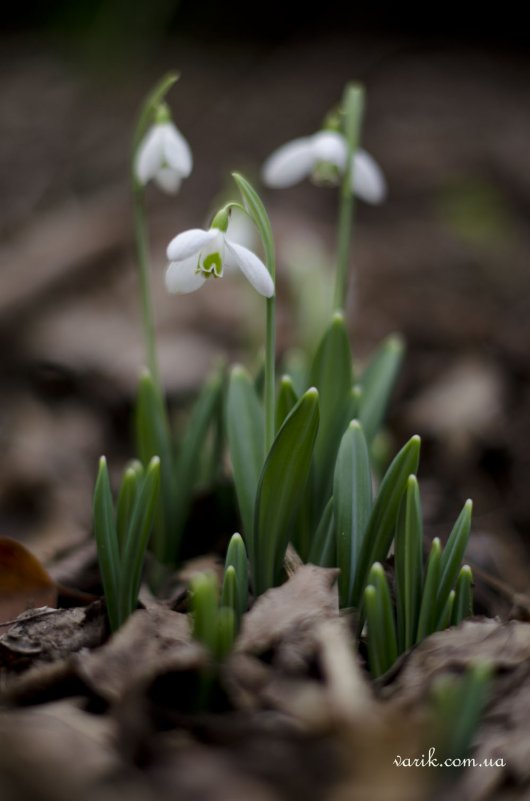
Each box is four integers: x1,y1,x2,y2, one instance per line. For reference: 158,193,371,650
130,72,179,386
231,173,276,453
133,181,160,386
333,83,365,312
265,296,276,451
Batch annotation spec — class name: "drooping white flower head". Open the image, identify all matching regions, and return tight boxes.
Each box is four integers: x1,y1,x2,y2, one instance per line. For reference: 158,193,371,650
165,209,274,298
261,130,386,204
135,105,192,194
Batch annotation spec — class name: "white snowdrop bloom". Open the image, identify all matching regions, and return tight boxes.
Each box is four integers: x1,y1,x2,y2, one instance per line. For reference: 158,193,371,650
135,121,192,194
262,130,386,204
165,225,274,298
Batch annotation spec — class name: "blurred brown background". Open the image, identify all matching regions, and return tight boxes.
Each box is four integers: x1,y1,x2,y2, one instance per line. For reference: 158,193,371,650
1,2,529,599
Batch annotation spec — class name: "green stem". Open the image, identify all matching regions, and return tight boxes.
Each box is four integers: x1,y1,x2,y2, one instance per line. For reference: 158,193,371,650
333,83,365,312
133,182,160,386
231,173,276,454
130,72,179,386
265,296,276,451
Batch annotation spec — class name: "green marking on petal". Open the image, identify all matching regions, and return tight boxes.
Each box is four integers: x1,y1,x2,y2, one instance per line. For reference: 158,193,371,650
200,251,223,278
312,161,341,186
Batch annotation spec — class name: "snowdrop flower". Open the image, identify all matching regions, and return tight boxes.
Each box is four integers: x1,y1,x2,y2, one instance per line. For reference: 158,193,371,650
262,130,386,204
135,105,192,194
165,208,274,298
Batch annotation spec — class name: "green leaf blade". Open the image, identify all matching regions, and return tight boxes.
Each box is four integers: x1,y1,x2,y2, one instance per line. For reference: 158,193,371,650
253,388,320,595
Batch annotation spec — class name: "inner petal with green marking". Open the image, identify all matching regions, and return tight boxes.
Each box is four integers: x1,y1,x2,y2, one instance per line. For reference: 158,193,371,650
198,249,223,278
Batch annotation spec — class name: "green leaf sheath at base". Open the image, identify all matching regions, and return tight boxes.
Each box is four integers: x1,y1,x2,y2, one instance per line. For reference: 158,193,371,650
351,435,421,607
359,334,405,443
253,388,320,596
190,573,219,656
308,496,335,567
221,566,237,615
215,607,236,661
452,565,474,625
309,313,353,523
121,456,161,618
437,500,473,620
395,475,424,653
173,369,224,538
135,370,177,565
365,563,398,676
276,375,298,432
116,461,144,554
334,420,372,606
226,366,265,556
416,538,442,642
93,457,122,632
224,532,248,622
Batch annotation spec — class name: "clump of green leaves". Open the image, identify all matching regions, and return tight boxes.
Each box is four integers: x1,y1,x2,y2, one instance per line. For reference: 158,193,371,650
364,483,473,677
93,455,160,631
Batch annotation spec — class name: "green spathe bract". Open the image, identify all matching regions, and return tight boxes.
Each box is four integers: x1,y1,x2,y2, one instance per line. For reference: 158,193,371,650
253,388,320,595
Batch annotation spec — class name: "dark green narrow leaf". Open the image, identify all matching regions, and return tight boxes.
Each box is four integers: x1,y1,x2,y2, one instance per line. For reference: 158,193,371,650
308,496,335,567
395,475,424,653
352,435,421,607
436,589,455,632
276,375,298,432
333,420,372,606
116,460,144,554
359,334,405,443
416,538,442,642
226,366,265,555
309,312,353,520
121,456,161,617
93,456,121,631
253,388,320,595
364,585,383,678
452,565,474,626
437,500,472,618
367,562,398,675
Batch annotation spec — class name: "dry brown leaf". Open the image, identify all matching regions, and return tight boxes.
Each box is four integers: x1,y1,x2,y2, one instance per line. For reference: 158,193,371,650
0,601,106,670
75,606,204,703
0,537,57,623
236,564,340,657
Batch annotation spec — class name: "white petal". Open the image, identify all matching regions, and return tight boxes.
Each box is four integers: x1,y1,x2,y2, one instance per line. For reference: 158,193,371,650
351,149,387,204
165,256,206,294
154,167,182,194
261,136,316,188
167,228,217,261
311,130,347,170
135,125,165,184
225,239,274,297
162,122,193,177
